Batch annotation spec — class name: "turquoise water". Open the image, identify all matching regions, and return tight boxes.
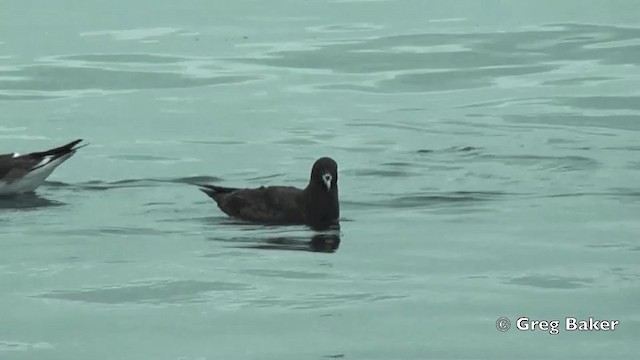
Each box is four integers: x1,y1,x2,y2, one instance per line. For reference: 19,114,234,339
1,0,639,359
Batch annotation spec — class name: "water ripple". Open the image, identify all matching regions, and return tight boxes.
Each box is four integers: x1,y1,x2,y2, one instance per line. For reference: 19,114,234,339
505,114,640,132
44,176,223,191
246,292,407,310
231,23,640,97
81,27,183,41
239,269,332,280
344,191,515,210
0,64,258,100
321,64,556,94
57,53,193,64
36,280,251,305
480,154,600,171
506,274,595,289
0,341,54,352
555,95,640,111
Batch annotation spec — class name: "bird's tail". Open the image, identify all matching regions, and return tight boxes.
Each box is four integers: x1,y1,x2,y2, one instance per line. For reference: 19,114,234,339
26,139,87,172
197,184,238,198
31,139,87,157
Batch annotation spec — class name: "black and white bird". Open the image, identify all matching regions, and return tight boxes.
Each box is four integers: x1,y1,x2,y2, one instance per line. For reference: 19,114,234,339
0,139,86,196
198,157,340,228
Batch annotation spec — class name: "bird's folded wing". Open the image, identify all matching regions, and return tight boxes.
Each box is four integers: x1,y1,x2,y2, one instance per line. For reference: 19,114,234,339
0,158,34,183
220,186,304,223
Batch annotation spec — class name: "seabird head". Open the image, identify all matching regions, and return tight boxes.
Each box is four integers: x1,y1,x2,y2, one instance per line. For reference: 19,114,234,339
310,157,338,192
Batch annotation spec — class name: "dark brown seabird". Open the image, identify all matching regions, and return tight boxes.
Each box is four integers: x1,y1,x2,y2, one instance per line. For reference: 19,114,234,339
198,157,340,228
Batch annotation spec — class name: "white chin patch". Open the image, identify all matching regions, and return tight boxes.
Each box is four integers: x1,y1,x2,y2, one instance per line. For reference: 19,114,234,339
322,173,332,190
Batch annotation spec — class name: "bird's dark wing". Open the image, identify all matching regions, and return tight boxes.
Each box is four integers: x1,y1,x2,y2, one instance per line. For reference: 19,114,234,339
0,155,41,182
201,185,306,224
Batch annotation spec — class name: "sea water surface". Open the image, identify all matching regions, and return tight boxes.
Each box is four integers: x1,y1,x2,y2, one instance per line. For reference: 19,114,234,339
1,0,639,359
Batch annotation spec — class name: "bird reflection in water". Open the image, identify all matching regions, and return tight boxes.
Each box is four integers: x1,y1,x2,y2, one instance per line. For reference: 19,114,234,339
0,192,63,210
243,232,341,253
209,224,341,254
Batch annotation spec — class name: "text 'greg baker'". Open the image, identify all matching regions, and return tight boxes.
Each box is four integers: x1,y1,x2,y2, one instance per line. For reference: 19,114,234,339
516,317,619,335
